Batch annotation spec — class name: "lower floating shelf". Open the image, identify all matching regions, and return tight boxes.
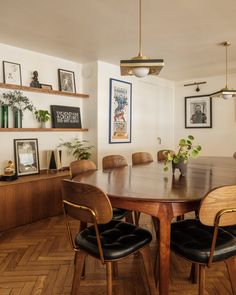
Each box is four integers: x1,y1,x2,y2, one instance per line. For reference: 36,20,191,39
0,128,89,132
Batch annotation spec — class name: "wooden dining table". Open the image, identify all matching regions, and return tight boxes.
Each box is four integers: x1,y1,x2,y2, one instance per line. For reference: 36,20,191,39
73,156,236,295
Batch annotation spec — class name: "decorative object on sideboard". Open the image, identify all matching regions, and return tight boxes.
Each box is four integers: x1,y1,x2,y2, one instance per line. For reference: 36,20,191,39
3,61,22,85
58,69,76,93
40,83,53,90
46,150,62,171
120,0,164,77
163,135,201,176
34,109,51,128
57,137,93,160
185,95,212,129
184,81,207,92
1,160,18,181
1,91,35,128
211,41,236,99
50,105,81,128
14,138,40,176
30,70,41,88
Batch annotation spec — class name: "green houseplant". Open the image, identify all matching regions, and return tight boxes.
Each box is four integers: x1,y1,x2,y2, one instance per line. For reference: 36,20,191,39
163,135,201,175
57,137,94,160
34,109,51,128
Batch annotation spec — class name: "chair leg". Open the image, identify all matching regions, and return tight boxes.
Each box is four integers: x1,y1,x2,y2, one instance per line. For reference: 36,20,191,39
71,250,87,295
139,245,158,295
79,221,87,279
151,216,159,239
112,261,118,279
198,264,205,295
189,263,199,284
225,256,236,295
134,211,141,226
106,261,113,295
125,212,134,224
176,214,184,221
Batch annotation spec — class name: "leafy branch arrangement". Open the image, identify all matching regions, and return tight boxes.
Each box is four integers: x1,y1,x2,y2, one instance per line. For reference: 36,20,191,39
163,135,201,171
58,137,94,160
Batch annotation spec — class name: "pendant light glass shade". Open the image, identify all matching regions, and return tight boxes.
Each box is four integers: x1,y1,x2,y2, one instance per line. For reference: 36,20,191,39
211,42,236,99
120,0,164,77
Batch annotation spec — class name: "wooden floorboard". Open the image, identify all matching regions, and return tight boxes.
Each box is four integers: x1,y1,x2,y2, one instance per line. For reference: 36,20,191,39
0,214,233,295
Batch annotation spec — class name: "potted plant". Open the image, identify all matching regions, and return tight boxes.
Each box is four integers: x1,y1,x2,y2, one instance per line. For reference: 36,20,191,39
1,91,35,128
57,137,94,160
34,109,51,128
163,135,201,176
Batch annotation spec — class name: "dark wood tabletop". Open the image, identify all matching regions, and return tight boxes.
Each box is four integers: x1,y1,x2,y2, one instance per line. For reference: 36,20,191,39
73,157,236,295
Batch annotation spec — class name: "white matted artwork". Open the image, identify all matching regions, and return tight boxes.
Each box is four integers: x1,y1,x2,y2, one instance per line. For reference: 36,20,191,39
3,61,22,85
185,95,212,128
109,78,132,143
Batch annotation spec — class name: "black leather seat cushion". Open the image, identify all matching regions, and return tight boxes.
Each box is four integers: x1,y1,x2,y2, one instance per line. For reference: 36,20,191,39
112,208,130,221
171,219,236,264
223,225,236,237
75,220,152,260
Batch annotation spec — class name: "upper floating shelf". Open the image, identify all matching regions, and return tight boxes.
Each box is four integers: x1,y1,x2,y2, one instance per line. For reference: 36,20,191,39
0,83,89,98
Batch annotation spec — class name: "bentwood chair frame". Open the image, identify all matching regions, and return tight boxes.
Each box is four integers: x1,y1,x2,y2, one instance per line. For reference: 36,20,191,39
61,179,157,295
171,185,236,295
132,152,153,166
70,159,97,179
102,155,128,170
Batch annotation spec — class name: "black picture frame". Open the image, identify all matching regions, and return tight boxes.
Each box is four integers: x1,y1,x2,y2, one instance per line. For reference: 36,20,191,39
3,61,22,85
185,95,212,128
51,105,82,128
109,78,132,143
14,138,40,176
40,83,53,90
58,69,76,93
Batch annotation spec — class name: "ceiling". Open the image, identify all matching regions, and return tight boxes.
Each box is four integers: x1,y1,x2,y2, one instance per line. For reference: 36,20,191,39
1,0,236,81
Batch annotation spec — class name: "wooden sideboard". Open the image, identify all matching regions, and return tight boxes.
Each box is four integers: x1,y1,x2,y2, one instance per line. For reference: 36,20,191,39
0,170,70,232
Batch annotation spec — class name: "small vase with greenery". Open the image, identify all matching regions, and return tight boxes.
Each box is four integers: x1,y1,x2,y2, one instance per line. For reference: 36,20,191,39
1,91,35,128
163,135,201,175
34,109,51,128
57,137,94,160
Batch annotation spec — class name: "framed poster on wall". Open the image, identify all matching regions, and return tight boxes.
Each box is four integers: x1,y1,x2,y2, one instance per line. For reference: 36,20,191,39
185,95,212,128
109,78,132,143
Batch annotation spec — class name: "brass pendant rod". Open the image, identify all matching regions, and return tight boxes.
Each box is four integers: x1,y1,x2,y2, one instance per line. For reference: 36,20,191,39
225,43,228,89
138,0,142,57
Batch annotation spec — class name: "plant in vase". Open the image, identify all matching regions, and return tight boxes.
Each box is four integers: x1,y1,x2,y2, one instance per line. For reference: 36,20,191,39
1,91,35,128
163,135,201,176
57,137,94,160
34,109,51,128
0,95,10,128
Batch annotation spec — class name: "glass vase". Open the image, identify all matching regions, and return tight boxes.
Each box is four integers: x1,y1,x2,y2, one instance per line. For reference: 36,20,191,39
1,105,9,128
13,109,23,128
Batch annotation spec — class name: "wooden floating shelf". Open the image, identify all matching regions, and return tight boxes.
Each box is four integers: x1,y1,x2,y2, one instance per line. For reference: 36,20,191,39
0,128,89,132
0,83,89,98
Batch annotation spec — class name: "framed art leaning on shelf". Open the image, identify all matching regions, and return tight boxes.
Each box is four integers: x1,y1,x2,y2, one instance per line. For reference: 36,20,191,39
58,69,76,93
14,138,40,176
3,61,22,85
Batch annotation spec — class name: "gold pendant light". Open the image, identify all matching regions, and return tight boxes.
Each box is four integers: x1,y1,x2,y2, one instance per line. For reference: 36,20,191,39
120,0,164,78
211,42,236,99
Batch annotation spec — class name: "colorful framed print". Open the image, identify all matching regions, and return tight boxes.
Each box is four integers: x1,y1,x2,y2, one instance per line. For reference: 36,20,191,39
185,95,212,128
3,61,22,85
58,69,76,93
14,138,40,176
109,78,132,143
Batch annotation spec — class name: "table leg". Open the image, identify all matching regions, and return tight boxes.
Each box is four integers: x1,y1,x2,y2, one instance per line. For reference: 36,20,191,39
156,204,173,295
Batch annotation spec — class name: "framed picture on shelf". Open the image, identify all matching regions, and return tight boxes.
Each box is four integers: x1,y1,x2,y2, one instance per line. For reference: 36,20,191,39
185,95,212,128
58,69,76,93
14,138,40,176
40,83,53,90
3,61,22,85
109,78,132,143
51,105,81,128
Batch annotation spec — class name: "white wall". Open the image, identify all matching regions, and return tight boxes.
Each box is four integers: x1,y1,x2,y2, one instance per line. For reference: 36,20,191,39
175,74,236,156
0,43,86,171
96,61,175,168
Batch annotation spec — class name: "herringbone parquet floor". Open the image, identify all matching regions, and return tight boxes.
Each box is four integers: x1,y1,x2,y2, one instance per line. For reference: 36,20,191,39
0,214,233,295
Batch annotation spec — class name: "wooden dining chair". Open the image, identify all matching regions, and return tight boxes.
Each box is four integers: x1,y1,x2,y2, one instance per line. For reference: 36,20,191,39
171,185,236,295
157,149,175,162
132,152,153,165
70,159,97,179
102,154,128,170
61,179,157,295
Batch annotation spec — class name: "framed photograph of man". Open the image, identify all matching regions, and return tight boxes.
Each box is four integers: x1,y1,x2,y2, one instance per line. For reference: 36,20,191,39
185,95,212,128
3,61,22,85
58,69,76,93
14,138,40,176
109,78,132,143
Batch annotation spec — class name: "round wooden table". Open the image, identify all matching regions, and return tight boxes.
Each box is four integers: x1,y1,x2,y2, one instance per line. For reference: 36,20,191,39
74,157,236,295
